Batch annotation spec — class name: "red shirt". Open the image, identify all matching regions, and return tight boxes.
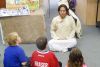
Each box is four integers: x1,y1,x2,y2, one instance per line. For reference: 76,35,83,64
30,50,60,67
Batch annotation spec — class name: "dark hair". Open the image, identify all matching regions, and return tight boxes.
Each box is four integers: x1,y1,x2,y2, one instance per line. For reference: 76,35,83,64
68,48,84,67
58,4,69,14
36,37,47,50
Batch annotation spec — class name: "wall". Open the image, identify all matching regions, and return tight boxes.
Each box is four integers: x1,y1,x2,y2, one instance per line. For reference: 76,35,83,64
76,0,87,25
42,0,49,14
86,0,97,25
76,0,98,25
98,1,100,21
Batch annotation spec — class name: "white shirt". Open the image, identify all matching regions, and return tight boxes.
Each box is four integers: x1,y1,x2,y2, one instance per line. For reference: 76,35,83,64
51,15,76,40
58,0,82,38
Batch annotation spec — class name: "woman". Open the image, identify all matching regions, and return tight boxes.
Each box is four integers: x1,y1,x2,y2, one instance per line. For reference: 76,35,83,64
58,0,82,38
48,4,77,52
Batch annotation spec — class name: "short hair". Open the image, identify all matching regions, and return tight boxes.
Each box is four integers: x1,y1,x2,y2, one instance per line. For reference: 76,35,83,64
58,4,69,13
6,32,20,46
68,48,84,67
36,37,47,50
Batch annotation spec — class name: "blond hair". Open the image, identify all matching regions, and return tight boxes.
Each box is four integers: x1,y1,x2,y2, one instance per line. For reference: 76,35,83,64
6,32,21,46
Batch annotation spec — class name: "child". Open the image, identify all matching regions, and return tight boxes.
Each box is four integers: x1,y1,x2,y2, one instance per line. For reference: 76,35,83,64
3,32,27,67
66,47,87,67
30,37,60,67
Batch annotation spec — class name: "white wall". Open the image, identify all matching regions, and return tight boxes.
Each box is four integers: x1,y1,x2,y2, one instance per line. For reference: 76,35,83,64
50,0,59,8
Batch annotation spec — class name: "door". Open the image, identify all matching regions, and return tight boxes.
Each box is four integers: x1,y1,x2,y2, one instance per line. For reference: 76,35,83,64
0,0,6,8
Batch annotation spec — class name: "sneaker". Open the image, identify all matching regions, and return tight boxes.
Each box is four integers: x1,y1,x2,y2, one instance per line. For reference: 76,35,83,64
68,47,76,51
68,48,73,51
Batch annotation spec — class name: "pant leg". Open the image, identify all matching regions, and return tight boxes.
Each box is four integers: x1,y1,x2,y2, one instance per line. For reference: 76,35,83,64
48,38,77,52
48,39,64,51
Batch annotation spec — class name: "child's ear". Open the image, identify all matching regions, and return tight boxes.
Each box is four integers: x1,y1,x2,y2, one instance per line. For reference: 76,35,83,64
18,37,22,43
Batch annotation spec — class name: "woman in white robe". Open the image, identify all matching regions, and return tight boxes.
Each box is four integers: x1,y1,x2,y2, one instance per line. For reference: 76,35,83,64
58,0,82,38
48,4,77,52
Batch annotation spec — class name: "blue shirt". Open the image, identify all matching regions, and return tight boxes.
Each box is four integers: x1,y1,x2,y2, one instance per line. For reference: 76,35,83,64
3,45,27,67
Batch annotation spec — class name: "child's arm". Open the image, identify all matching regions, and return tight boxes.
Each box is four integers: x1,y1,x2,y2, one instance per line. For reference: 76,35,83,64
17,47,28,66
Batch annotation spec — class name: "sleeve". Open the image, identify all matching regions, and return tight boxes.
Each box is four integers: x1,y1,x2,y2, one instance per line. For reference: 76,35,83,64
49,52,60,67
30,51,36,67
50,18,59,39
68,16,76,39
75,18,82,38
69,9,82,38
17,47,27,63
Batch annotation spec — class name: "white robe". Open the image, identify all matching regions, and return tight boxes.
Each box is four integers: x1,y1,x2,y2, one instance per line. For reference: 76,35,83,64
58,0,82,38
48,15,77,52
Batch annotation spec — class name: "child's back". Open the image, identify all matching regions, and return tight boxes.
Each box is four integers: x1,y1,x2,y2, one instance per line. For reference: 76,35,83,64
66,47,87,67
30,37,60,67
3,32,27,67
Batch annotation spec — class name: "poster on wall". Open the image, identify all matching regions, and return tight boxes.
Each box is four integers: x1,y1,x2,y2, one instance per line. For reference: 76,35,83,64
6,0,39,11
0,0,39,17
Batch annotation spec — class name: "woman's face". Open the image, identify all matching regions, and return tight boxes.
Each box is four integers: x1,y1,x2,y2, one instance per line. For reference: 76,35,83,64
59,7,67,19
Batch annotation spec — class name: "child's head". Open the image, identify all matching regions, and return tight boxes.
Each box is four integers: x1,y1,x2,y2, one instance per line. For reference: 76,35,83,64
36,36,47,50
6,32,22,46
68,47,84,67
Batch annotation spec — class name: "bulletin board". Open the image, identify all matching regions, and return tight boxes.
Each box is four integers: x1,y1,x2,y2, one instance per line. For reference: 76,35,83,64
0,0,39,17
6,0,39,11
